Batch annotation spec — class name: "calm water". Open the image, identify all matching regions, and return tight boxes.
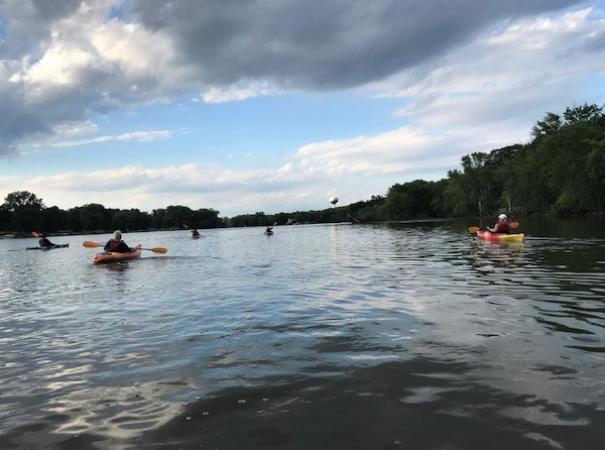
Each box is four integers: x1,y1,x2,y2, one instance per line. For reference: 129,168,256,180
1,218,604,449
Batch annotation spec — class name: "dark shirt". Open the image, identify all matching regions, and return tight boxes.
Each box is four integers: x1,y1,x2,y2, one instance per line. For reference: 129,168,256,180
104,239,132,253
39,237,54,247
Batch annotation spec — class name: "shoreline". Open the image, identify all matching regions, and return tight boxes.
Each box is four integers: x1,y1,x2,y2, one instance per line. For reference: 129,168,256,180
2,213,604,239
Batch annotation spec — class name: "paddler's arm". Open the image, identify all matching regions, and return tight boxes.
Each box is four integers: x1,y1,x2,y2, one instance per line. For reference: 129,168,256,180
118,241,132,253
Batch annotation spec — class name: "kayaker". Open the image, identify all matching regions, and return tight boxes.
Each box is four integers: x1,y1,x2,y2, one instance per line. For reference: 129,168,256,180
104,230,135,253
487,214,510,234
265,226,273,234
191,229,200,237
38,233,57,248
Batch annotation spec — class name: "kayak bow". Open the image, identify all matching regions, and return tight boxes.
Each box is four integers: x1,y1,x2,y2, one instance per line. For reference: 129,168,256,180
93,248,142,265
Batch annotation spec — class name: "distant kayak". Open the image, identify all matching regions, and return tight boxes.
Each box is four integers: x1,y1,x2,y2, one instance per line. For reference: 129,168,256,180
192,234,201,239
93,248,142,265
477,231,525,242
27,244,70,251
264,231,274,235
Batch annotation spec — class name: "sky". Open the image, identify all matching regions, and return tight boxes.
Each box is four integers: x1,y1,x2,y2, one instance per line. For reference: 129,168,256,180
0,0,604,216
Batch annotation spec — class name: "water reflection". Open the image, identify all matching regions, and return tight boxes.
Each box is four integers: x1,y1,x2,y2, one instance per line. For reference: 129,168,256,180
468,239,526,271
0,220,604,449
134,358,604,450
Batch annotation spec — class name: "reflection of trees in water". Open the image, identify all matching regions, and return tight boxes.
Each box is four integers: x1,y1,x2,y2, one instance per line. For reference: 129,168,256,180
134,358,603,450
467,240,526,271
532,241,605,273
466,238,605,352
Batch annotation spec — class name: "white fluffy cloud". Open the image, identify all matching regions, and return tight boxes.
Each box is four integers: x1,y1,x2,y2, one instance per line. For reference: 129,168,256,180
0,0,187,154
1,2,604,214
0,163,319,215
0,122,506,215
381,8,605,129
51,130,172,148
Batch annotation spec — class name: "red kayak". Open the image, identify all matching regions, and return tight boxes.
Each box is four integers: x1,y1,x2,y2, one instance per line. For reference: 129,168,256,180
477,231,525,243
93,248,142,265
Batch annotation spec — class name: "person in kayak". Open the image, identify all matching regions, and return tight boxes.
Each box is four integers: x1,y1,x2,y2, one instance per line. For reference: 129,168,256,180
104,230,135,253
487,214,510,234
265,226,273,234
191,229,200,237
38,233,57,248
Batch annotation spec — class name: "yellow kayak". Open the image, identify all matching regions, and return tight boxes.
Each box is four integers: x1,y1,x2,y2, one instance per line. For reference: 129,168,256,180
477,231,525,242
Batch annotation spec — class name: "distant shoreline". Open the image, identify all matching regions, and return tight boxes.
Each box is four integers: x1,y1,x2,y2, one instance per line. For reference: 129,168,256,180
0,228,182,239
3,213,604,240
1,219,460,239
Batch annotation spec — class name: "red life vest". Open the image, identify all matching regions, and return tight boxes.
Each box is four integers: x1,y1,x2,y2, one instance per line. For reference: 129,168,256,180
494,221,510,233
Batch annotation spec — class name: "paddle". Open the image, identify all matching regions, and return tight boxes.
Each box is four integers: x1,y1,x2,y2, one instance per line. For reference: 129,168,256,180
468,222,519,234
82,241,168,254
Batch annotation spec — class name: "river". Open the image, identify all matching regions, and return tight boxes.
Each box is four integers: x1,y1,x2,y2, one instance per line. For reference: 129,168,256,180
1,218,604,449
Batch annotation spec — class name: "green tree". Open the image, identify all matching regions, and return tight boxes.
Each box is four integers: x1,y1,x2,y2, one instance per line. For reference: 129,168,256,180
586,138,605,212
42,206,70,232
77,204,111,231
531,112,561,138
3,191,44,212
2,191,44,231
162,205,194,228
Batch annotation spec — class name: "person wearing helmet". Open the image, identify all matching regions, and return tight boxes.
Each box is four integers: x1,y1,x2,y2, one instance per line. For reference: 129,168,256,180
104,230,136,253
488,214,510,234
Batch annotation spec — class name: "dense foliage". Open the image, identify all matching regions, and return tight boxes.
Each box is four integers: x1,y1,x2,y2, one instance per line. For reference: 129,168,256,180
0,195,224,233
1,103,603,234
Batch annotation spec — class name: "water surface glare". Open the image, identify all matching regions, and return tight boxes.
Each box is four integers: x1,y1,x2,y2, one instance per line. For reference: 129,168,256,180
1,221,604,449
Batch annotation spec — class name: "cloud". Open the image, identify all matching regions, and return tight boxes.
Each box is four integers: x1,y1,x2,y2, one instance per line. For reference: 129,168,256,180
52,120,99,137
381,8,605,129
0,119,510,215
51,130,172,148
1,1,604,215
201,82,276,103
0,0,186,155
132,0,583,89
293,127,459,176
0,0,587,156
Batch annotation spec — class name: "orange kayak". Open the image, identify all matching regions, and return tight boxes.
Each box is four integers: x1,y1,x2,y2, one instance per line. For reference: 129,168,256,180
477,231,525,242
93,248,142,265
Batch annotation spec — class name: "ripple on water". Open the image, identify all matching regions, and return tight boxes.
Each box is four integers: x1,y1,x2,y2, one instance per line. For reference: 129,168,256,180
0,223,604,448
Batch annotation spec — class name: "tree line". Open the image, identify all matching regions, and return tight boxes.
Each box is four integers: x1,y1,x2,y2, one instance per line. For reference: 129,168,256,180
0,194,224,234
229,103,605,225
1,103,603,234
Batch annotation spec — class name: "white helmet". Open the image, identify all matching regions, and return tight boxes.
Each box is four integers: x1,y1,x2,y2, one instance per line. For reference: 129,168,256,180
113,230,122,240
498,214,507,220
